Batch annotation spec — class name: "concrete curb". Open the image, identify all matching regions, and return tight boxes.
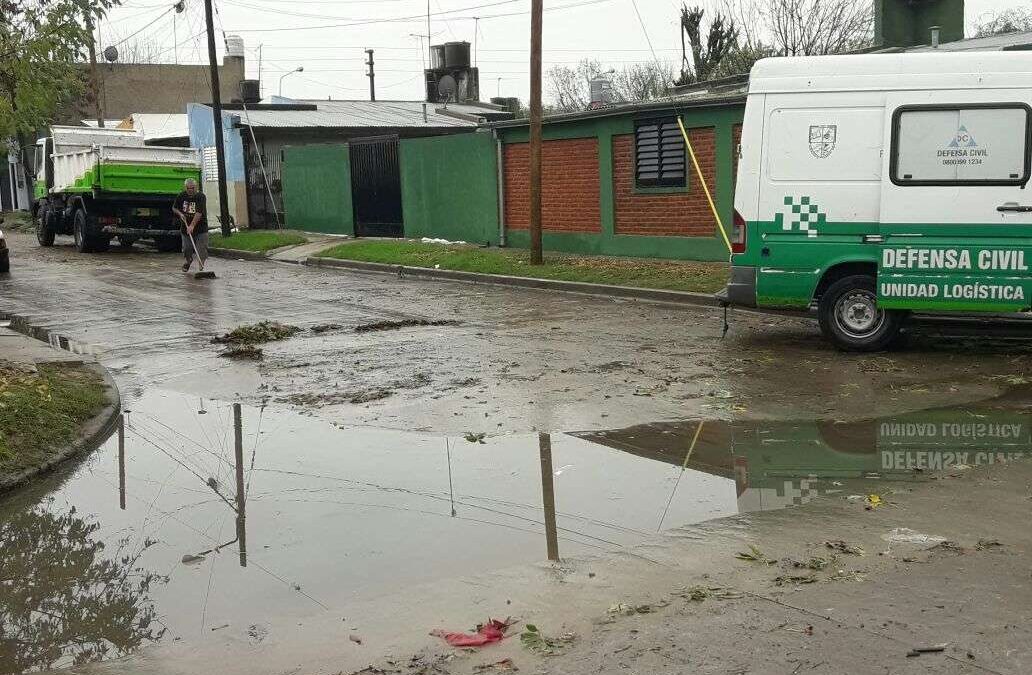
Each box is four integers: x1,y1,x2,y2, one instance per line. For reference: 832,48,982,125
0,331,122,495
304,256,721,307
208,247,269,262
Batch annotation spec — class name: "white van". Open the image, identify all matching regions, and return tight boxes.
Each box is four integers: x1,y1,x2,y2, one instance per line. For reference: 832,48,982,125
722,52,1032,350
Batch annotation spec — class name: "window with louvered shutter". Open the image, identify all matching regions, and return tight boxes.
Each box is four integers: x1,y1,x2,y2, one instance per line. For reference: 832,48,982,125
634,118,686,188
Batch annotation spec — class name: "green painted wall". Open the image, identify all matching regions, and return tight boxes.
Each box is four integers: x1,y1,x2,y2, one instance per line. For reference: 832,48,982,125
498,103,744,262
282,144,353,235
278,103,744,261
400,131,500,244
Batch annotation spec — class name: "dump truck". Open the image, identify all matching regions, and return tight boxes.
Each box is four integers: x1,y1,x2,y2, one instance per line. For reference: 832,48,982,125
31,125,201,253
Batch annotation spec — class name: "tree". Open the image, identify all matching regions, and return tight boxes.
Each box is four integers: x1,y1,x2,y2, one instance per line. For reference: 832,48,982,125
727,0,872,58
545,58,602,113
974,8,1032,37
0,0,120,192
0,501,165,670
100,31,165,64
676,5,739,86
613,62,676,103
546,58,674,113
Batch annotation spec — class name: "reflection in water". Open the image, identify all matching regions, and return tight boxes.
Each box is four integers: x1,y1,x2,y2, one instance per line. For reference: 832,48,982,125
538,433,560,561
0,498,165,672
578,396,1032,513
234,403,247,568
3,387,1031,671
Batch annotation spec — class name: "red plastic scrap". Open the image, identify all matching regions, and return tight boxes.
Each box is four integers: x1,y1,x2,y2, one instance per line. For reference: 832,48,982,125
431,619,509,647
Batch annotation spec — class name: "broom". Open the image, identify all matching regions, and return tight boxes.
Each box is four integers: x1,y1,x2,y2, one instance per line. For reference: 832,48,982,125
179,214,216,279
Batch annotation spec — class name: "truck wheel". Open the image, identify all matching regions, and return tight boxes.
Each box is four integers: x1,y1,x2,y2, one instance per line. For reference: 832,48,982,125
73,210,95,253
36,206,56,246
817,275,903,352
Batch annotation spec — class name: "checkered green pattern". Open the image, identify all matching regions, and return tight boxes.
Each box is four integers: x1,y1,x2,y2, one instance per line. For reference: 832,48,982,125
775,196,826,238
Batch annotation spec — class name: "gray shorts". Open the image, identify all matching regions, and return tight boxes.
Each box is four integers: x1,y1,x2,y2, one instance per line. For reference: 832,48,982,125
182,231,209,260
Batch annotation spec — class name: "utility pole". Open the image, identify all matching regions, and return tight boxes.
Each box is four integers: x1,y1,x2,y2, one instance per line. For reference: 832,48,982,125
203,0,233,237
528,0,543,264
86,17,104,127
538,433,560,561
366,49,376,101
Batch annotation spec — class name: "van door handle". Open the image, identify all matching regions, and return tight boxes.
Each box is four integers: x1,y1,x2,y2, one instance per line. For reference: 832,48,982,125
997,202,1032,212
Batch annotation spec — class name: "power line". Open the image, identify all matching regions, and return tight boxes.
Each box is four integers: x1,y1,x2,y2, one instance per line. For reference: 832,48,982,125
226,0,616,33
108,3,179,48
221,0,524,24
628,0,661,66
256,45,681,52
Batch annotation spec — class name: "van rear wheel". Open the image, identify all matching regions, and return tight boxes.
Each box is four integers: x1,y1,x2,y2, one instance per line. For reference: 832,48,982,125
818,275,902,352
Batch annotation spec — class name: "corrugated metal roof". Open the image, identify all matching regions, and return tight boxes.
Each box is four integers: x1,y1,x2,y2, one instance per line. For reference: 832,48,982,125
229,100,493,129
484,94,745,129
907,30,1032,52
121,113,190,141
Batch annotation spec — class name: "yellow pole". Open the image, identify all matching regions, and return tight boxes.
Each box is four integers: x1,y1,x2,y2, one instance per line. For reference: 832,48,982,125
677,117,733,255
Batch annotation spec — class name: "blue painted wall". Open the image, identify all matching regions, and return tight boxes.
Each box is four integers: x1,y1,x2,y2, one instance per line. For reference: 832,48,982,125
186,103,245,181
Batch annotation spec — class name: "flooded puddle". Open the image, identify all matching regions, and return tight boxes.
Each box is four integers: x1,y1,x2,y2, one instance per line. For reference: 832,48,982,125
2,388,1030,671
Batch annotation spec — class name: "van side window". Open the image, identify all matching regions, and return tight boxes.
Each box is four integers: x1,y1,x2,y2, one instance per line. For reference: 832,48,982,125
634,119,686,188
891,104,1032,186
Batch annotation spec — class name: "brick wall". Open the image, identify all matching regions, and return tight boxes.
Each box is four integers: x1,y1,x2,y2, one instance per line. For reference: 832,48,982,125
504,138,601,233
612,127,718,237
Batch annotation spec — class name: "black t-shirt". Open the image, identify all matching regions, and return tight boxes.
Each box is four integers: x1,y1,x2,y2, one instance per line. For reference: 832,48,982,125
173,191,208,234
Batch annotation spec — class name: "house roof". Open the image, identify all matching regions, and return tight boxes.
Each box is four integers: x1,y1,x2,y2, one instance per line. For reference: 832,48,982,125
223,99,509,129
117,113,190,142
905,30,1032,52
484,92,745,129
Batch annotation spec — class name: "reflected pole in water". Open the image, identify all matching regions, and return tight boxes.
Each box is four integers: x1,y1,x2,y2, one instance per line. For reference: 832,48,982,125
538,432,560,562
446,438,456,517
234,403,247,567
657,421,705,532
118,414,126,510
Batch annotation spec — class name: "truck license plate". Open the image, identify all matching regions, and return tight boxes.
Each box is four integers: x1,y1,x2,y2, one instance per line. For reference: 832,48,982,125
134,208,157,216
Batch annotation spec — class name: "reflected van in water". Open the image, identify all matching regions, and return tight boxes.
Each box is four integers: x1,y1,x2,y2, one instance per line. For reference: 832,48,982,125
1,388,1029,671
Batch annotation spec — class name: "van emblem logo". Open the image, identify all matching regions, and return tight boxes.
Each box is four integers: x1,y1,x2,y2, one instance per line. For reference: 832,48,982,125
948,125,977,148
808,125,837,158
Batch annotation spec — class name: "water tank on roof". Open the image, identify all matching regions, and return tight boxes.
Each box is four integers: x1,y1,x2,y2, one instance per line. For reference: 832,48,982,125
430,45,446,70
225,35,245,58
443,41,470,68
240,79,260,103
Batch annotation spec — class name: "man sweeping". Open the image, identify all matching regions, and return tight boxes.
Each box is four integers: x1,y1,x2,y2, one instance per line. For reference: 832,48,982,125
171,178,210,274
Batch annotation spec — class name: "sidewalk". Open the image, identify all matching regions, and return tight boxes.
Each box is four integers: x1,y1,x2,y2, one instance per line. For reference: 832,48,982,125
0,322,120,493
208,236,727,308
0,326,91,366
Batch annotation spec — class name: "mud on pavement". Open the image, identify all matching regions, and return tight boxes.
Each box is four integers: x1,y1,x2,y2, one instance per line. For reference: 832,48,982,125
2,233,1031,436
2,235,1032,674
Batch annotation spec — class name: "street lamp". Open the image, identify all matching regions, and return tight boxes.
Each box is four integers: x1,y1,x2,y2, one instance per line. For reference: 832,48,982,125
278,66,303,96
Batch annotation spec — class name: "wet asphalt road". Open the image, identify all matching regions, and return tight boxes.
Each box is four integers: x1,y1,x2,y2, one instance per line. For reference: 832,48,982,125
3,231,1031,434
4,232,1032,674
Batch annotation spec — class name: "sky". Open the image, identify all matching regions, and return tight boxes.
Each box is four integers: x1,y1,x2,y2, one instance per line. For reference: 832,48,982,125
95,0,1028,105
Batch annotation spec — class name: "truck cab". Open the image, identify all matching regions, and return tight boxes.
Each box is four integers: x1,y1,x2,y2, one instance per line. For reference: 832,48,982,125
724,52,1032,351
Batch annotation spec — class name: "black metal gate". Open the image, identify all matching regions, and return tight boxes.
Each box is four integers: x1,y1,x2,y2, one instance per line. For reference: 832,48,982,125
243,138,281,228
350,135,403,237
